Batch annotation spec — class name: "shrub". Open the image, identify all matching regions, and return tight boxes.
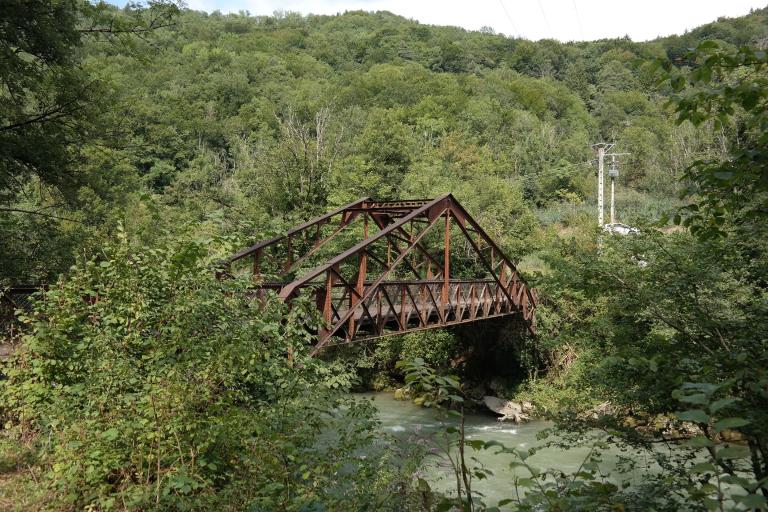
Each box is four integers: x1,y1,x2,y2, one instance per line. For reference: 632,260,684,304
1,229,419,510
401,329,459,369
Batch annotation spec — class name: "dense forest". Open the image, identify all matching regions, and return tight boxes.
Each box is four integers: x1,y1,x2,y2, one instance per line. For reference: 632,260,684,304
1,1,767,510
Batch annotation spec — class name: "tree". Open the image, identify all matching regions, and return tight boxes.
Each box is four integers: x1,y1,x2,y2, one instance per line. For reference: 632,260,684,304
662,41,768,238
0,0,179,205
0,1,180,283
1,230,421,510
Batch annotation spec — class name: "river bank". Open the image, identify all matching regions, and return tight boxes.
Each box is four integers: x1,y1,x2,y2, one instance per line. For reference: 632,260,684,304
359,392,669,507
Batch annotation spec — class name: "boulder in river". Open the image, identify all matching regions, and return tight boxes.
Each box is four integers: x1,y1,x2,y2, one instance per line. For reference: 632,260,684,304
483,396,533,423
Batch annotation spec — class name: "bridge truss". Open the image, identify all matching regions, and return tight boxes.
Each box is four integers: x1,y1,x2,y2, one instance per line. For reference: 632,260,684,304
221,194,537,355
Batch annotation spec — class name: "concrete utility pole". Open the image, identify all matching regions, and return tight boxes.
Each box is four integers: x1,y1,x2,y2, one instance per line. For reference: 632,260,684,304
591,143,614,227
606,152,629,225
609,154,617,225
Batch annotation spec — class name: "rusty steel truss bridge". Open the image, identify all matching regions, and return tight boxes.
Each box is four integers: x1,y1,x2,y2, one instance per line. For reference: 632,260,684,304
220,194,537,355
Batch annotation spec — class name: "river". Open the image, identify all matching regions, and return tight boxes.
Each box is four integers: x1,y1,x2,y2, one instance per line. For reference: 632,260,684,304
360,392,667,507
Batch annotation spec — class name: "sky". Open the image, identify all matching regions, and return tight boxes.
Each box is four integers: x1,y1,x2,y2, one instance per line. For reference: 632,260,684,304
166,0,767,42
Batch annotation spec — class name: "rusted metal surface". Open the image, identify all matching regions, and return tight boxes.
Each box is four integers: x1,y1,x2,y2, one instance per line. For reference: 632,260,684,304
224,194,537,355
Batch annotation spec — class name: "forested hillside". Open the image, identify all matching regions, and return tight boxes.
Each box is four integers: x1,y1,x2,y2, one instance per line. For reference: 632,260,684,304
3,5,766,284
1,2,767,510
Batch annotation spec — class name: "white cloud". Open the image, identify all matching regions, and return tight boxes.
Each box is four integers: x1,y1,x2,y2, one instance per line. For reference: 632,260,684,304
181,0,766,42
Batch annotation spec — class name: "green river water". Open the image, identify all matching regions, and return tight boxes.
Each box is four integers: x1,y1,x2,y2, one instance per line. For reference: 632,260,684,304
360,392,670,506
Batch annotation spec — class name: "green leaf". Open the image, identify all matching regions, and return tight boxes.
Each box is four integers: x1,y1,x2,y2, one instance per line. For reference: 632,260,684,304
712,171,734,181
735,493,767,508
681,383,720,395
716,446,750,459
466,439,486,450
676,409,710,424
685,436,714,448
690,462,716,474
516,478,534,488
709,397,738,413
101,428,120,441
679,393,708,405
720,474,751,487
713,417,750,433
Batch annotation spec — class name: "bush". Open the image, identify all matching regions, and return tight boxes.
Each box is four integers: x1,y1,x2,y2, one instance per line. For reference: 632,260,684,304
0,229,420,511
401,329,459,369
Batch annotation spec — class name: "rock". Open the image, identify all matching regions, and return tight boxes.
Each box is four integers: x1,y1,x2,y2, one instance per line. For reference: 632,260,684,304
393,388,410,401
583,401,614,420
483,396,531,423
370,375,392,392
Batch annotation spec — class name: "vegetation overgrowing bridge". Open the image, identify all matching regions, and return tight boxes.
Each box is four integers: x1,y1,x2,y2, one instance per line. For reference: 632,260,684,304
222,194,537,355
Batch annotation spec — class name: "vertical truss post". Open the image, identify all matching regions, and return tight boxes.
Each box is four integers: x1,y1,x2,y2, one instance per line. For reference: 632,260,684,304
320,267,337,340
442,210,450,318
400,285,407,329
409,221,417,277
349,214,368,337
420,282,427,325
470,283,477,320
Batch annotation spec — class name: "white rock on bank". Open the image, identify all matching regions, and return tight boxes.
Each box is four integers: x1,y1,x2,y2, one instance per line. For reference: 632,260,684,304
483,396,533,423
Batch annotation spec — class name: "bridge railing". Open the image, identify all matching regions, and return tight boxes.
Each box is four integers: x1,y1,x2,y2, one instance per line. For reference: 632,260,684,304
241,277,534,350
242,278,531,352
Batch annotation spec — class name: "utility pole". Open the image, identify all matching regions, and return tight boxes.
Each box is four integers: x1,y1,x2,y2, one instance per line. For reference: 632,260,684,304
591,143,614,227
609,154,617,224
606,152,629,225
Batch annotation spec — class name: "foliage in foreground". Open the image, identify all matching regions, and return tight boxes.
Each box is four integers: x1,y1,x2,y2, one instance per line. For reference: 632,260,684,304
513,40,768,511
0,231,421,511
5,3,766,284
401,355,766,512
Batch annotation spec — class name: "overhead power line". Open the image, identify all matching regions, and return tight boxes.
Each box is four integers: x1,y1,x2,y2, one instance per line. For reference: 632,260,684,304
512,161,593,181
537,0,552,38
571,0,585,40
496,0,519,38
